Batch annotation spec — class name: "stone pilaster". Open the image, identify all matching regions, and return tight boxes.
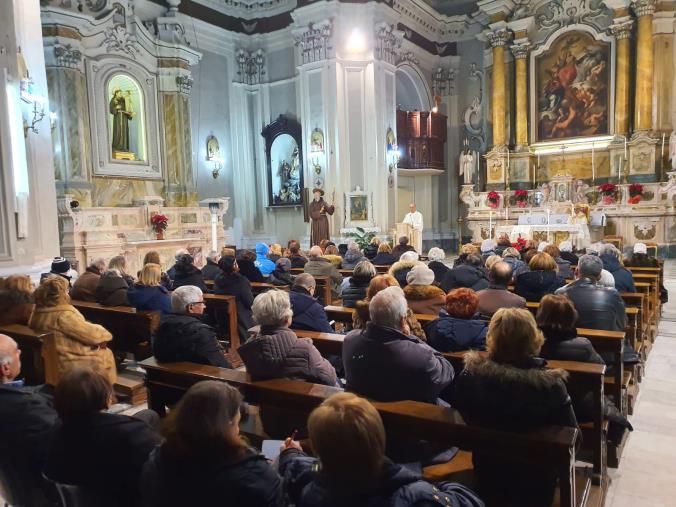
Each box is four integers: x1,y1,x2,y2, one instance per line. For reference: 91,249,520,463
510,42,530,150
609,19,634,137
631,0,656,134
486,28,512,149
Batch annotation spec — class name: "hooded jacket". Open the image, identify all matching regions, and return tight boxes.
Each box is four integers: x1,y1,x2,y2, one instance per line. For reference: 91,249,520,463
70,268,101,302
514,270,565,302
426,313,488,352
403,284,446,316
153,313,231,368
95,272,130,307
440,264,489,293
212,272,255,341
255,243,276,275
289,287,334,333
600,254,636,293
269,268,294,286
279,450,484,507
343,322,453,404
388,260,418,288
450,351,577,507
341,276,371,308
238,326,337,386
340,250,365,269
201,259,222,281
127,284,172,314
172,263,207,292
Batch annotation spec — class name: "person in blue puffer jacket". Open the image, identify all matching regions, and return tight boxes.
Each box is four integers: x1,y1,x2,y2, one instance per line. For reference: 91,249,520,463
254,243,275,276
426,288,488,353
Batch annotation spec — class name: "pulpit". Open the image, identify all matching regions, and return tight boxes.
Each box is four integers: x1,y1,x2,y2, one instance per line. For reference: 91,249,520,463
395,222,422,253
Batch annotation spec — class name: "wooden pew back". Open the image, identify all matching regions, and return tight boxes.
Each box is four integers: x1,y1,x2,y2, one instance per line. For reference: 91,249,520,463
0,324,58,386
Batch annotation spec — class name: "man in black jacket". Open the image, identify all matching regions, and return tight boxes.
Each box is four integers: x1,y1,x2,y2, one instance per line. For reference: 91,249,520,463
440,254,489,293
153,286,231,368
201,250,222,281
289,274,334,333
0,334,58,505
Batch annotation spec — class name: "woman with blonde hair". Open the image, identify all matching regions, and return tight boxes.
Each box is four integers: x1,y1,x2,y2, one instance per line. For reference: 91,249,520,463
363,236,381,260
321,244,342,266
108,255,134,286
451,307,577,506
279,392,482,506
29,276,116,384
514,252,565,302
352,274,425,340
267,243,283,263
128,263,172,314
453,243,479,267
0,274,35,325
370,242,397,266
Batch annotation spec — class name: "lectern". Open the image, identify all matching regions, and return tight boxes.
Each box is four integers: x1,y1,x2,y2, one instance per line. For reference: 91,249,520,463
395,223,422,253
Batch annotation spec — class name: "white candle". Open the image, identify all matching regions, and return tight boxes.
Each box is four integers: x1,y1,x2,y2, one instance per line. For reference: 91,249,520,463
489,211,492,239
591,143,595,182
662,133,666,162
476,150,479,184
624,138,627,160
502,158,506,185
618,156,622,182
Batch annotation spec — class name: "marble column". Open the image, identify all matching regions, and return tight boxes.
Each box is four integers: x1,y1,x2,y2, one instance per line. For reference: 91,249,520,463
632,0,656,133
610,20,633,137
486,29,512,148
511,42,530,150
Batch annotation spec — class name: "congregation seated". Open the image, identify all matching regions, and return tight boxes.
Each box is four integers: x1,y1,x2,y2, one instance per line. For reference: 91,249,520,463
450,308,578,507
453,243,479,268
353,274,426,341
30,276,117,384
41,256,74,287
426,288,488,353
304,245,343,298
440,253,489,293
520,240,538,262
96,269,130,306
289,274,334,333
166,249,188,282
543,244,574,279
483,254,501,271
142,381,283,506
344,286,453,404
142,250,172,289
388,250,420,288
321,244,343,266
501,246,528,279
476,261,525,317
403,264,446,315
213,256,255,340
70,257,106,302
341,241,365,269
0,274,35,325
201,250,222,281
559,240,579,266
286,240,308,268
599,269,616,288
479,239,497,263
254,243,276,276
600,244,636,293
341,260,376,308
363,236,381,260
108,254,135,287
267,243,283,264
153,286,231,368
370,241,397,266
392,235,416,258
494,234,512,257
514,252,565,302
269,257,295,286
0,333,58,506
624,241,658,267
220,246,236,258
171,253,207,292
237,249,265,283
239,289,338,386
45,368,161,507
279,392,483,507
427,246,449,285
127,263,172,314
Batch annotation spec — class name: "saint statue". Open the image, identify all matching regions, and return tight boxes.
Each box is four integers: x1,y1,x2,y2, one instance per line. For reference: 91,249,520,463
572,179,590,204
109,88,134,155
459,149,475,185
309,188,335,245
669,131,676,170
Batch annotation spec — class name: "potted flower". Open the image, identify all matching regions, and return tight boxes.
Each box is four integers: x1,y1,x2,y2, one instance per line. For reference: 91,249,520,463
512,236,527,252
151,213,168,240
486,191,501,209
514,189,529,208
598,183,617,205
628,183,644,204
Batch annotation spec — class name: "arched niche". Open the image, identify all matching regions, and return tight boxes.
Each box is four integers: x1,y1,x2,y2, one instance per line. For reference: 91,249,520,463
395,64,432,112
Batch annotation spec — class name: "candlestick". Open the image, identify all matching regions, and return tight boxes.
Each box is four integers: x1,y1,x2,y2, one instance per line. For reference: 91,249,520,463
618,156,622,183
489,211,492,240
591,143,595,183
662,133,666,172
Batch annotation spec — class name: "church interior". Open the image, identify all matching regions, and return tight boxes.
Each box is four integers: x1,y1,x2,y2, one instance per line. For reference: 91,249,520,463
1,0,676,505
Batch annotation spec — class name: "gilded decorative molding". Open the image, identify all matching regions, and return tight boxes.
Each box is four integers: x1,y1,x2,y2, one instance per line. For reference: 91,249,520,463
432,67,456,96
485,28,512,48
609,19,634,39
631,0,656,17
537,0,606,30
235,49,265,85
510,42,531,59
374,23,402,65
293,20,332,65
103,24,140,58
175,75,193,95
53,43,82,68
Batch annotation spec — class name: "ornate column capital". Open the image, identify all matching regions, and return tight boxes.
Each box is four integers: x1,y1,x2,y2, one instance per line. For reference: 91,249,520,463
609,19,634,39
292,19,332,65
510,42,531,59
485,28,513,48
631,0,656,17
235,49,266,85
374,22,403,65
53,43,83,69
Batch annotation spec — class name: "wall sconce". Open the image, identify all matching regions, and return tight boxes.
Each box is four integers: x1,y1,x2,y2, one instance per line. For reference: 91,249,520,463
211,160,223,179
23,98,46,137
206,134,223,179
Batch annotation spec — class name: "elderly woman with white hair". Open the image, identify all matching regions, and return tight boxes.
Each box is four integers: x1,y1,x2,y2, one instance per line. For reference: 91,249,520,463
501,247,528,279
427,247,449,285
388,250,421,288
599,243,636,293
238,289,338,386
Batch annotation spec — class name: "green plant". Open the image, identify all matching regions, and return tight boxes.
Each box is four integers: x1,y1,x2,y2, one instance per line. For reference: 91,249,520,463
344,227,376,250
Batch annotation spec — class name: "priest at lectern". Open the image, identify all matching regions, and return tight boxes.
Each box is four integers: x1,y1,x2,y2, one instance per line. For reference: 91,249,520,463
402,203,423,253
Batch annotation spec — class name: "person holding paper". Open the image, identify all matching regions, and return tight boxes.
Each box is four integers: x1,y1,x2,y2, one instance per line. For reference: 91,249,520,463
402,203,423,253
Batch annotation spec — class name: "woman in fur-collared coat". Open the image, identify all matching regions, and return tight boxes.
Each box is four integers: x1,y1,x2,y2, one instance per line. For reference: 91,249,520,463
402,265,446,316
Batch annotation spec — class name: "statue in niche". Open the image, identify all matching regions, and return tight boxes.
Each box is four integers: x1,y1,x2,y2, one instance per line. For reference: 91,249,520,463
107,73,147,162
110,89,134,158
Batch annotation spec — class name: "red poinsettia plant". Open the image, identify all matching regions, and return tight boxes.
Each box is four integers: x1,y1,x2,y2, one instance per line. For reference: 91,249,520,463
511,236,528,252
486,191,501,208
628,183,644,204
151,214,168,233
598,183,618,197
514,189,529,202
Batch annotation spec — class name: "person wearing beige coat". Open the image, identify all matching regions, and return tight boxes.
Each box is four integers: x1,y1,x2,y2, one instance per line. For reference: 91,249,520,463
29,276,116,385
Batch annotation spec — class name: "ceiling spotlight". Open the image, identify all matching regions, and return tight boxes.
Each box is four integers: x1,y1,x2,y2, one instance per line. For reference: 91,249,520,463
346,28,366,53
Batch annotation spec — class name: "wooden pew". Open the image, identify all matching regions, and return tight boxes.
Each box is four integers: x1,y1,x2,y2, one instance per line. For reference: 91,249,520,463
141,357,584,507
250,282,290,295
203,294,240,351
70,301,159,359
285,270,333,304
0,324,57,386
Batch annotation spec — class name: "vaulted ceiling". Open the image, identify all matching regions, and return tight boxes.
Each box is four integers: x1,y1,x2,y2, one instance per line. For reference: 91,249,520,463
421,0,478,16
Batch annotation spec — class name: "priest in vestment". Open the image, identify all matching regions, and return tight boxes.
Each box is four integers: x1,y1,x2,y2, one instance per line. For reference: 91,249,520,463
402,203,423,253
309,188,334,246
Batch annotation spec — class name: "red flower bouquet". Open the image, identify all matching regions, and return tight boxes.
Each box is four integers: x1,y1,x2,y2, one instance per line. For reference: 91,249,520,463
151,214,168,234
511,236,527,251
487,191,500,209
628,183,644,204
514,189,529,208
598,183,617,205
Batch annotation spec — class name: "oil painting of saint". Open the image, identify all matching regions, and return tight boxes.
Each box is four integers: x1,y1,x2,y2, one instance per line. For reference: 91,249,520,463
536,32,610,141
350,196,368,221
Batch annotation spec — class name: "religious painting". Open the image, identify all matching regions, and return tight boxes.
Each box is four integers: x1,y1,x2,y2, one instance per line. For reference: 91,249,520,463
310,128,324,152
107,74,147,162
263,116,305,207
535,31,610,141
206,135,221,161
344,188,375,228
350,195,368,221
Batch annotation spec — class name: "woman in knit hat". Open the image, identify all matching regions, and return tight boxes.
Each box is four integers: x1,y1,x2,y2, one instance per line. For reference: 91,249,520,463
403,264,446,315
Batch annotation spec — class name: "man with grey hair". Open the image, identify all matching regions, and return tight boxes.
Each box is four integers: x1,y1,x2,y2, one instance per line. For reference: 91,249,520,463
343,286,453,404
201,250,222,281
167,248,190,282
342,260,377,308
70,257,107,301
289,273,334,333
304,245,342,299
599,244,636,293
341,241,365,270
153,286,231,367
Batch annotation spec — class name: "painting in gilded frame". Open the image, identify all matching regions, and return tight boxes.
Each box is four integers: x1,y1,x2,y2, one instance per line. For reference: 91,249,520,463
535,31,610,142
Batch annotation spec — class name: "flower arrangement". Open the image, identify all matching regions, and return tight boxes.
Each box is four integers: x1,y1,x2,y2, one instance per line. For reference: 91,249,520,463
486,191,500,208
598,183,617,205
151,214,168,239
628,183,644,204
514,189,529,208
511,236,528,252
